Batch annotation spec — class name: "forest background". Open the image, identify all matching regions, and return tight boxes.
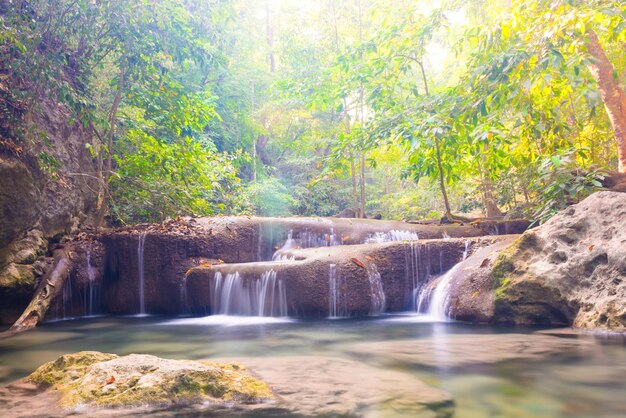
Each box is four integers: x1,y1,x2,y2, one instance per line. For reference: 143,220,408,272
1,0,624,225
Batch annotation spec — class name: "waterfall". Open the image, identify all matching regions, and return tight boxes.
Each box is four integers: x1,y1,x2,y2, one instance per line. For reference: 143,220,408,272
85,250,99,316
328,264,347,318
60,274,74,319
138,233,147,315
272,230,296,261
366,264,386,316
365,230,419,244
417,240,471,320
405,242,422,310
210,270,288,316
179,274,191,316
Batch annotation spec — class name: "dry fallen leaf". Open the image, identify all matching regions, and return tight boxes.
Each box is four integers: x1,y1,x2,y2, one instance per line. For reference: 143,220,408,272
588,245,595,251
105,376,116,385
351,258,366,269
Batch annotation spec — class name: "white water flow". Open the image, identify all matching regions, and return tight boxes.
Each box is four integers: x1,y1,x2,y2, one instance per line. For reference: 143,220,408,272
137,233,147,315
367,264,386,316
179,274,191,316
86,251,97,316
211,270,287,316
423,241,471,320
328,264,348,318
365,230,419,244
272,230,296,261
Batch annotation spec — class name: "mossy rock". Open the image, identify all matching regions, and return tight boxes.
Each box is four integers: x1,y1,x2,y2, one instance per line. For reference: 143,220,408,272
29,351,119,387
28,352,274,409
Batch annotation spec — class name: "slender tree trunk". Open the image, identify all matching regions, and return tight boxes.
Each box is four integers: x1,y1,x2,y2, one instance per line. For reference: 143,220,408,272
434,136,452,218
585,29,626,173
250,80,257,182
359,153,366,218
265,1,275,73
350,157,359,216
96,59,126,227
421,61,452,219
479,144,503,218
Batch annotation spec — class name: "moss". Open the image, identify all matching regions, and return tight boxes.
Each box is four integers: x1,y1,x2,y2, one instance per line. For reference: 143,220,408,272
514,232,540,251
29,351,118,387
29,352,273,409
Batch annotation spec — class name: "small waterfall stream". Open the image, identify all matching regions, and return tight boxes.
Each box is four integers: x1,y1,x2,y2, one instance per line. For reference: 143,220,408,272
417,241,471,321
84,251,100,316
211,270,287,316
179,273,191,316
328,264,348,318
365,230,419,244
366,264,386,316
137,233,147,315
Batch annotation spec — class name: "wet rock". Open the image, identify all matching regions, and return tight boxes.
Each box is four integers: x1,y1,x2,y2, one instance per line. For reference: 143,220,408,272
24,351,273,410
229,356,454,417
186,237,505,318
98,215,506,317
0,159,40,248
449,191,626,331
0,97,99,325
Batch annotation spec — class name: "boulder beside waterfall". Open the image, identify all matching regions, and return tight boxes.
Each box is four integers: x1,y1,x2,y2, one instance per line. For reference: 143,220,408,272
448,191,626,331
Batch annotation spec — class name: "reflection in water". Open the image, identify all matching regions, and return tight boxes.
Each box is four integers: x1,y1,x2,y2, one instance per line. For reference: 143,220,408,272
0,316,625,417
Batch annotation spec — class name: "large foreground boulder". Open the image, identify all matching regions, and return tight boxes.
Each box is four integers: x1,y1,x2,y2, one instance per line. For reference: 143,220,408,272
448,191,626,331
21,351,272,411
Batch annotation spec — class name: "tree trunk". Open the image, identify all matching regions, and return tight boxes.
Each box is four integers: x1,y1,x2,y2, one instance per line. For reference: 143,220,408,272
6,247,74,335
250,80,257,182
359,152,366,218
265,1,275,72
350,157,359,216
96,59,126,227
483,178,503,218
479,144,503,218
434,136,452,218
585,29,626,173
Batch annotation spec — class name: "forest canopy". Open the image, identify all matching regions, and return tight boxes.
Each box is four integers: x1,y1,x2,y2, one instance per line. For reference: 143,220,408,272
1,0,624,224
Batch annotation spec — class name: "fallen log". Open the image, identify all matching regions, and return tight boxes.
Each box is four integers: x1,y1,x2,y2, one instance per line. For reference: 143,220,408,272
3,246,74,335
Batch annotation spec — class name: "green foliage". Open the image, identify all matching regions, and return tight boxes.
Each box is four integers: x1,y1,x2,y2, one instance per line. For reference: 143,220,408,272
240,177,295,217
110,131,242,223
531,149,606,225
3,0,624,223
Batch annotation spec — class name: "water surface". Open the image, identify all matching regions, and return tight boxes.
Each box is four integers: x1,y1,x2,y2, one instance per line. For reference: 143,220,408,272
1,315,625,417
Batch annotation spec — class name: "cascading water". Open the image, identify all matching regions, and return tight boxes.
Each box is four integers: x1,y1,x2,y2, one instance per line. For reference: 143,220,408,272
179,274,191,316
405,242,422,311
137,233,147,315
84,251,99,316
328,264,347,318
417,241,471,321
366,264,386,316
210,270,287,316
272,230,296,261
365,230,419,244
60,275,74,320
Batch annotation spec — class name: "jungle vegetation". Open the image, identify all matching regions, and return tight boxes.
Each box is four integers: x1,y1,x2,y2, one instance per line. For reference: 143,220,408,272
1,0,624,224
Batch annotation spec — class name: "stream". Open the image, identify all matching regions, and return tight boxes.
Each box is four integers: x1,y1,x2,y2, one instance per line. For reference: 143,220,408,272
1,315,625,417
